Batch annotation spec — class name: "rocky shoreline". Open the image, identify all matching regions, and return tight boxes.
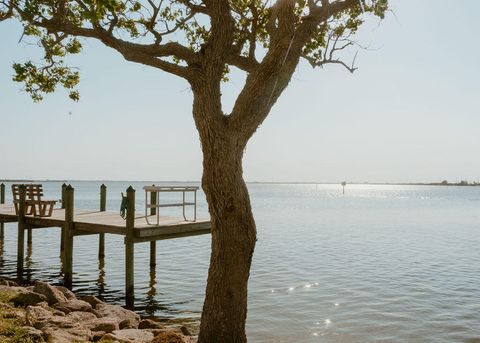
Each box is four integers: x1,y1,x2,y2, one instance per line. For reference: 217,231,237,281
0,278,196,343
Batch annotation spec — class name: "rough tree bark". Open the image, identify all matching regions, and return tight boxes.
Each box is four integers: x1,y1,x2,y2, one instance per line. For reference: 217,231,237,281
191,78,257,342
199,148,256,343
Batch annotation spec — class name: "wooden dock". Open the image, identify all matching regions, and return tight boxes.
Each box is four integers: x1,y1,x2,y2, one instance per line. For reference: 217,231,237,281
0,183,211,307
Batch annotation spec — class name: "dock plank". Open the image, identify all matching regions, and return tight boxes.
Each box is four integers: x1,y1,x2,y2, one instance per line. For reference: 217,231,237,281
0,204,211,238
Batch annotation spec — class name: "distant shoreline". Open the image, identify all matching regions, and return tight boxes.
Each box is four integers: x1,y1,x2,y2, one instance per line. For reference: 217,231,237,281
1,180,479,187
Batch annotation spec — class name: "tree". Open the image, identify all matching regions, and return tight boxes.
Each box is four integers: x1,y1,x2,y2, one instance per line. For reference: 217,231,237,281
0,0,388,341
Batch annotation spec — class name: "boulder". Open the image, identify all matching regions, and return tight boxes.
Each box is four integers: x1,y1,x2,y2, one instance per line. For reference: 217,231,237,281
37,301,50,309
53,299,92,313
55,286,76,300
0,278,19,287
151,331,194,343
81,295,103,308
33,281,67,305
8,280,19,287
180,325,192,336
43,326,92,343
25,305,54,326
35,315,77,330
102,329,154,343
139,318,164,329
66,311,98,322
91,330,107,342
87,317,119,333
11,290,47,307
145,328,169,336
95,304,140,329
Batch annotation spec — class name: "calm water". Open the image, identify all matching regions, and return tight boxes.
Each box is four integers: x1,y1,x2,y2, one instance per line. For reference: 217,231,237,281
0,182,479,342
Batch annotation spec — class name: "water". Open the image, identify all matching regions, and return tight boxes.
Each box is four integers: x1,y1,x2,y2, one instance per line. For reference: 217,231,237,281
0,182,479,342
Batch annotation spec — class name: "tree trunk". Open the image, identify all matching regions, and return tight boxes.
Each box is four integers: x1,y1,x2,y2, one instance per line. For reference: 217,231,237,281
197,133,257,343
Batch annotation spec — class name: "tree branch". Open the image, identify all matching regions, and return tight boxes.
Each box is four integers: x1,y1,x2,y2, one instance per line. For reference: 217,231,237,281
229,0,361,143
12,1,198,80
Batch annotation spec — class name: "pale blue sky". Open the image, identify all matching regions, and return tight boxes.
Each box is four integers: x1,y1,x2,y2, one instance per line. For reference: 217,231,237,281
1,0,479,183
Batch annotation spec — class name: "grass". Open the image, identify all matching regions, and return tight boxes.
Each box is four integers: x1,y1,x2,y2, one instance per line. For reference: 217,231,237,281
0,291,33,343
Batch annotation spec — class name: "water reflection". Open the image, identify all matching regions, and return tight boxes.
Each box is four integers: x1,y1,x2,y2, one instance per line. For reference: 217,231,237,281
25,238,33,282
97,257,106,295
145,267,158,315
0,231,4,269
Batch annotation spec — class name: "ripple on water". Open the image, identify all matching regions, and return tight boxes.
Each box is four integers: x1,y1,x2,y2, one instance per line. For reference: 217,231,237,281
1,182,480,342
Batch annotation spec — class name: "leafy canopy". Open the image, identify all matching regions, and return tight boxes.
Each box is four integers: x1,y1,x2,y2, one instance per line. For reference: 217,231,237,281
0,0,387,102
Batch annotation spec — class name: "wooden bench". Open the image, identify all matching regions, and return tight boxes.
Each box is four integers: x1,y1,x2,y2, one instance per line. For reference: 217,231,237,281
12,184,57,217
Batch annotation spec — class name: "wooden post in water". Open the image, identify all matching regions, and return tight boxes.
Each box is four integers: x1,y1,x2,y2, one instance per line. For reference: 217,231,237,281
99,184,106,258
150,185,157,268
60,183,67,253
17,185,26,276
125,186,135,308
0,183,5,239
64,185,74,288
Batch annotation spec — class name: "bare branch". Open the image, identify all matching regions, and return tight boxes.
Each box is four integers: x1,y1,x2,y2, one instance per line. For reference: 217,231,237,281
302,51,358,73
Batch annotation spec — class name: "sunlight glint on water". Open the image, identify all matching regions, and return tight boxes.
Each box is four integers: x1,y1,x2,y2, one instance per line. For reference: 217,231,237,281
0,182,479,342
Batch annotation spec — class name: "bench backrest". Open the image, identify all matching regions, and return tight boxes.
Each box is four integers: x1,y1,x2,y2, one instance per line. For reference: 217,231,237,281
12,184,44,203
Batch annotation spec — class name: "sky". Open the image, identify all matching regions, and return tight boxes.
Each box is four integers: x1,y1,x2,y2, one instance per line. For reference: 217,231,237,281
0,0,479,183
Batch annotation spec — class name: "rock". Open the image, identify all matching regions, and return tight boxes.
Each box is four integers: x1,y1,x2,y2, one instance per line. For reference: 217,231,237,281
2,307,26,321
91,330,106,342
0,278,19,287
22,326,45,342
25,305,54,326
145,328,169,336
53,299,92,313
55,286,76,300
151,331,192,343
139,318,164,329
102,329,154,343
33,281,67,305
95,304,140,329
43,326,92,343
87,317,119,333
35,315,77,330
37,301,50,309
66,311,98,322
180,325,192,336
90,308,101,318
8,280,19,287
11,290,47,307
81,295,103,308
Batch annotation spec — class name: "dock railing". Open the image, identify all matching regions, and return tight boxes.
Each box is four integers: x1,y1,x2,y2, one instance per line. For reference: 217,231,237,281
143,186,198,225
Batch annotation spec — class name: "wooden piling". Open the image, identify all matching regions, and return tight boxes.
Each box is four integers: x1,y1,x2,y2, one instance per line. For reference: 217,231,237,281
0,183,4,239
60,183,67,253
63,185,74,288
17,185,26,275
150,185,157,268
99,184,107,258
125,186,135,308
0,183,4,204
